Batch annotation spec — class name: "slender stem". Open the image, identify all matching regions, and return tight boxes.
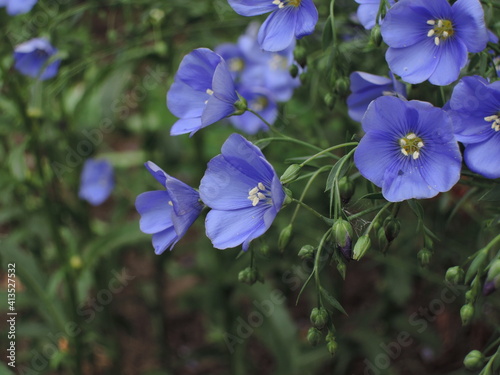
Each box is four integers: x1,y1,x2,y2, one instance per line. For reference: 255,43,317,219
346,203,390,221
299,142,358,167
291,198,329,222
314,229,332,305
363,202,393,235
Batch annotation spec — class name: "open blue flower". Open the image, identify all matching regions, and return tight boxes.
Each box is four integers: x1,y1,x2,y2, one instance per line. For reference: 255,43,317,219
354,0,395,30
135,162,204,254
79,159,115,206
13,38,61,80
0,0,37,15
446,76,500,179
347,71,406,122
167,48,241,136
227,0,318,52
354,96,462,202
199,134,285,250
381,0,488,86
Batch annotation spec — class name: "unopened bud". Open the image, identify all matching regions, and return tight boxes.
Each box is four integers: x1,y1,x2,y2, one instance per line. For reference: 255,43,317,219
463,350,485,370
278,224,293,252
238,267,259,285
294,45,307,67
383,217,400,242
280,164,301,184
289,64,299,78
333,219,353,249
486,259,500,282
353,235,371,260
465,289,476,304
307,327,322,346
417,248,432,267
338,176,355,203
234,95,248,114
324,92,336,110
310,307,329,329
299,72,309,85
370,25,382,46
259,244,271,257
298,245,315,259
327,339,338,356
70,255,83,270
377,227,388,249
335,77,350,96
460,304,474,326
445,266,464,285
337,259,347,279
283,187,293,206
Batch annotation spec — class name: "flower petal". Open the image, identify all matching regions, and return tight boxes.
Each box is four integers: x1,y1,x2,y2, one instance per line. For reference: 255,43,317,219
135,191,174,234
170,117,203,136
427,38,468,86
167,80,208,118
452,0,488,53
295,0,318,39
464,135,500,179
227,0,277,16
258,7,297,52
152,227,178,254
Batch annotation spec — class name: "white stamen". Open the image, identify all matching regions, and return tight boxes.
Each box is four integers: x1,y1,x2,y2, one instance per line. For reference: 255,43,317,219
249,187,259,195
258,182,265,191
272,0,280,4
399,139,407,146
257,192,266,200
437,20,443,27
442,31,449,38
427,20,436,25
427,29,435,37
168,201,173,206
417,141,424,148
401,149,408,156
252,197,260,206
206,88,214,95
434,37,440,46
412,151,420,160
407,133,416,140
484,115,499,122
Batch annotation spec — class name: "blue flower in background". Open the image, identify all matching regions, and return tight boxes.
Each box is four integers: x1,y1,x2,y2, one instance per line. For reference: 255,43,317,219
227,0,318,52
381,0,488,86
167,48,241,136
446,76,500,179
347,71,406,122
14,38,61,80
229,86,278,134
135,161,204,254
354,0,395,30
354,96,461,202
79,159,115,206
200,134,285,250
0,0,37,15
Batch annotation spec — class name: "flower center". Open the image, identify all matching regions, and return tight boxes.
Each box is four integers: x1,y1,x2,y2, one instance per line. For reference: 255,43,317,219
228,58,244,72
247,182,272,206
426,19,454,46
399,132,424,160
484,113,500,132
250,96,269,112
272,0,301,9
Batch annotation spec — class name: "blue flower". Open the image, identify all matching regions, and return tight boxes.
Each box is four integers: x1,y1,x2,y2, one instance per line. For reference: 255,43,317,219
79,159,115,206
199,134,285,250
135,161,204,254
446,76,500,179
167,48,241,136
347,71,406,122
381,0,488,86
354,96,462,202
13,38,61,80
0,0,37,15
354,0,395,30
227,0,318,52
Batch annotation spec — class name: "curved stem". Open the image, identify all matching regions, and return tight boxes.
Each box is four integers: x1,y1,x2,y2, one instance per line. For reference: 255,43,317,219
299,142,358,167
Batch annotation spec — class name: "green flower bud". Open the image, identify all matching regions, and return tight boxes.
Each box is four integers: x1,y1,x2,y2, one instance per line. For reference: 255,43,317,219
333,219,353,249
259,244,271,257
307,327,322,346
463,350,485,370
238,267,259,285
383,216,401,242
234,94,248,114
310,307,329,330
445,266,465,285
280,164,301,184
70,255,83,270
486,259,500,282
417,248,432,267
424,235,434,250
465,289,476,304
338,176,355,203
327,340,338,356
289,64,299,78
324,92,336,110
460,304,474,326
370,25,382,46
335,77,350,96
353,235,371,261
278,224,293,252
377,227,388,249
283,187,293,207
294,45,307,67
336,259,347,280
298,245,315,259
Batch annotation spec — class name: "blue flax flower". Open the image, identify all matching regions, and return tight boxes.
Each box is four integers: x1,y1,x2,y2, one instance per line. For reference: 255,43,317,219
167,48,241,136
135,162,203,254
0,0,37,15
446,76,500,179
79,159,115,206
354,96,461,202
227,0,318,52
355,0,395,30
14,38,61,80
381,0,488,86
347,71,406,122
200,134,285,250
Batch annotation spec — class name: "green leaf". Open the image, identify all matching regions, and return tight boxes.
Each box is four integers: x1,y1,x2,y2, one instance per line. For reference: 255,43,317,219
325,154,351,192
322,16,334,50
465,249,488,284
479,185,500,201
320,286,348,316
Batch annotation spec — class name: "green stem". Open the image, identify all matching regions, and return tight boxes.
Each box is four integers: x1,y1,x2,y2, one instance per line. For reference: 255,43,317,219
299,142,358,167
363,202,393,235
314,229,333,305
346,203,391,221
291,198,330,223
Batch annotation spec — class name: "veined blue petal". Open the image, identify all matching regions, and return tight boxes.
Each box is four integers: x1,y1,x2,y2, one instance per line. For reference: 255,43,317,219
464,135,500,179
201,95,236,128
152,227,178,254
295,0,318,39
175,48,221,91
428,38,468,86
258,7,297,52
167,80,208,118
452,0,488,53
227,0,277,16
211,61,239,103
135,191,174,234
170,117,203,136
448,112,493,143
144,161,167,187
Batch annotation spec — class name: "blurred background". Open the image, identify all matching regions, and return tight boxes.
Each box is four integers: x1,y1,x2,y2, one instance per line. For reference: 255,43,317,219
0,0,499,374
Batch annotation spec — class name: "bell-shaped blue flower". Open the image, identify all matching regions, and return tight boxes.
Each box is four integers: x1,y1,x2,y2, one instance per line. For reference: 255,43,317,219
347,71,406,122
13,38,61,80
381,0,488,86
135,162,204,254
167,48,241,136
199,134,285,250
227,0,318,52
354,0,395,30
354,96,462,202
446,76,500,179
1,0,37,15
79,159,115,206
